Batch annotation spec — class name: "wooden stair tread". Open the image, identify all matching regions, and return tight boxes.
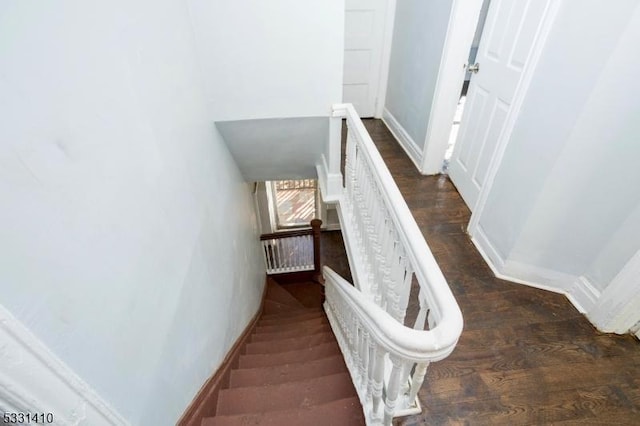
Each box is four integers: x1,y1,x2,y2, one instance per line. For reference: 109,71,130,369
249,323,331,342
238,341,341,368
274,281,325,308
254,316,327,334
244,331,335,355
203,280,360,426
229,354,347,387
216,373,357,415
257,310,325,326
263,300,303,316
264,279,305,308
203,397,364,426
260,307,324,320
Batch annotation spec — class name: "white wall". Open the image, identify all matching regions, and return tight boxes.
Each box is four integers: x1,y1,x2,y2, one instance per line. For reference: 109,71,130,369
0,1,264,424
475,1,640,311
383,0,453,157
216,117,328,181
187,0,344,182
187,0,344,122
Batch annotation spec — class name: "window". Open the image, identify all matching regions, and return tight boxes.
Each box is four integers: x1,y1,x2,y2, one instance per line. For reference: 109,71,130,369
270,179,318,229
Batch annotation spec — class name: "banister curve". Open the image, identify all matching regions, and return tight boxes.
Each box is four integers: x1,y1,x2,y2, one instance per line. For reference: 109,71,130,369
325,103,463,424
324,266,463,363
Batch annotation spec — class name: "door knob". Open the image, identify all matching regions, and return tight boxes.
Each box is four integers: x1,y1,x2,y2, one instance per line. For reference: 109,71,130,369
468,63,480,73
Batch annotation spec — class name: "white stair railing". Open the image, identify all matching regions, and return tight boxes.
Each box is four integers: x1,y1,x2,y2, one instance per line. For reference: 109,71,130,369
324,267,457,425
323,103,463,425
260,219,322,276
261,233,314,274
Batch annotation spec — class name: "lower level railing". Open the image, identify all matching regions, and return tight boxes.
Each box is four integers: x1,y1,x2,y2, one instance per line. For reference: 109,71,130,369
260,219,322,281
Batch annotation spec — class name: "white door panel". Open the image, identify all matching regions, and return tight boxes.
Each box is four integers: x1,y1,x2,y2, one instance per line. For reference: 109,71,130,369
449,0,551,209
343,0,387,117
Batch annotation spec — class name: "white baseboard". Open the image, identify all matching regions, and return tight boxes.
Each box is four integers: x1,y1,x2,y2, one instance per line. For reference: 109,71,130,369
586,251,640,333
470,224,506,275
316,155,342,203
0,304,129,425
472,225,597,313
566,276,601,314
631,322,640,339
381,108,423,172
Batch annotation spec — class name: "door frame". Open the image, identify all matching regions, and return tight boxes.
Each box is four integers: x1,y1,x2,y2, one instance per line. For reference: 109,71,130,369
420,0,561,236
419,0,484,174
466,1,561,237
374,0,397,118
343,0,397,119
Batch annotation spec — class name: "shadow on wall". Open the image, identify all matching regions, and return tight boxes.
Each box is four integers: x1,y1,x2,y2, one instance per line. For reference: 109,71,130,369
216,117,329,182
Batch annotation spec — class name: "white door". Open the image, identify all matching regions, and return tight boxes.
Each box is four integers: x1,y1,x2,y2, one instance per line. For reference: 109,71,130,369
343,0,387,118
448,0,553,210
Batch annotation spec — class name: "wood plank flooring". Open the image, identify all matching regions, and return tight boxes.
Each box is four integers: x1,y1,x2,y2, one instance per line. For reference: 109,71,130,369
357,119,640,425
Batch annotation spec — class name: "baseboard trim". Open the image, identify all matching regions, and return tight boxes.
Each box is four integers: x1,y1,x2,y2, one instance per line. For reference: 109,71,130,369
470,224,506,276
0,304,129,425
472,225,581,300
567,276,601,314
381,108,423,172
472,226,614,322
177,278,268,426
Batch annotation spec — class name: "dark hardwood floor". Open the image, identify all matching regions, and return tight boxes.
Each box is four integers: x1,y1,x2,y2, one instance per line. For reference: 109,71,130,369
320,230,352,283
353,119,640,425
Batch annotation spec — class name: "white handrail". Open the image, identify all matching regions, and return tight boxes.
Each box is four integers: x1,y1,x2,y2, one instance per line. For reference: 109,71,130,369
324,267,458,361
332,103,462,337
323,103,463,424
323,266,454,425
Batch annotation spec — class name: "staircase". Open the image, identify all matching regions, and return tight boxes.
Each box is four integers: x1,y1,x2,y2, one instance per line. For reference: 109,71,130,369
202,279,364,426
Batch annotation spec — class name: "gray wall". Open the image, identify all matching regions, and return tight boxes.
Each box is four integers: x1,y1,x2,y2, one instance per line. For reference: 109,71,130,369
478,1,640,292
217,117,328,181
187,0,344,122
0,1,264,423
384,0,453,148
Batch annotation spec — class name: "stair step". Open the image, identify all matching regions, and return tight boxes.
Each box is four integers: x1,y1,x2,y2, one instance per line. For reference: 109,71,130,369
249,323,331,343
203,396,364,426
216,373,357,415
265,279,305,308
260,306,324,320
254,316,327,334
230,354,348,387
273,281,324,309
258,309,325,326
263,300,306,316
239,342,340,368
244,332,335,355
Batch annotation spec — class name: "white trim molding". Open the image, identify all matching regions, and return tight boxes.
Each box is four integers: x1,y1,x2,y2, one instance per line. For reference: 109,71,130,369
420,0,484,175
566,276,601,315
316,154,342,203
587,250,640,334
381,108,422,170
472,225,640,333
472,226,574,296
0,304,129,426
374,0,397,119
467,1,562,234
